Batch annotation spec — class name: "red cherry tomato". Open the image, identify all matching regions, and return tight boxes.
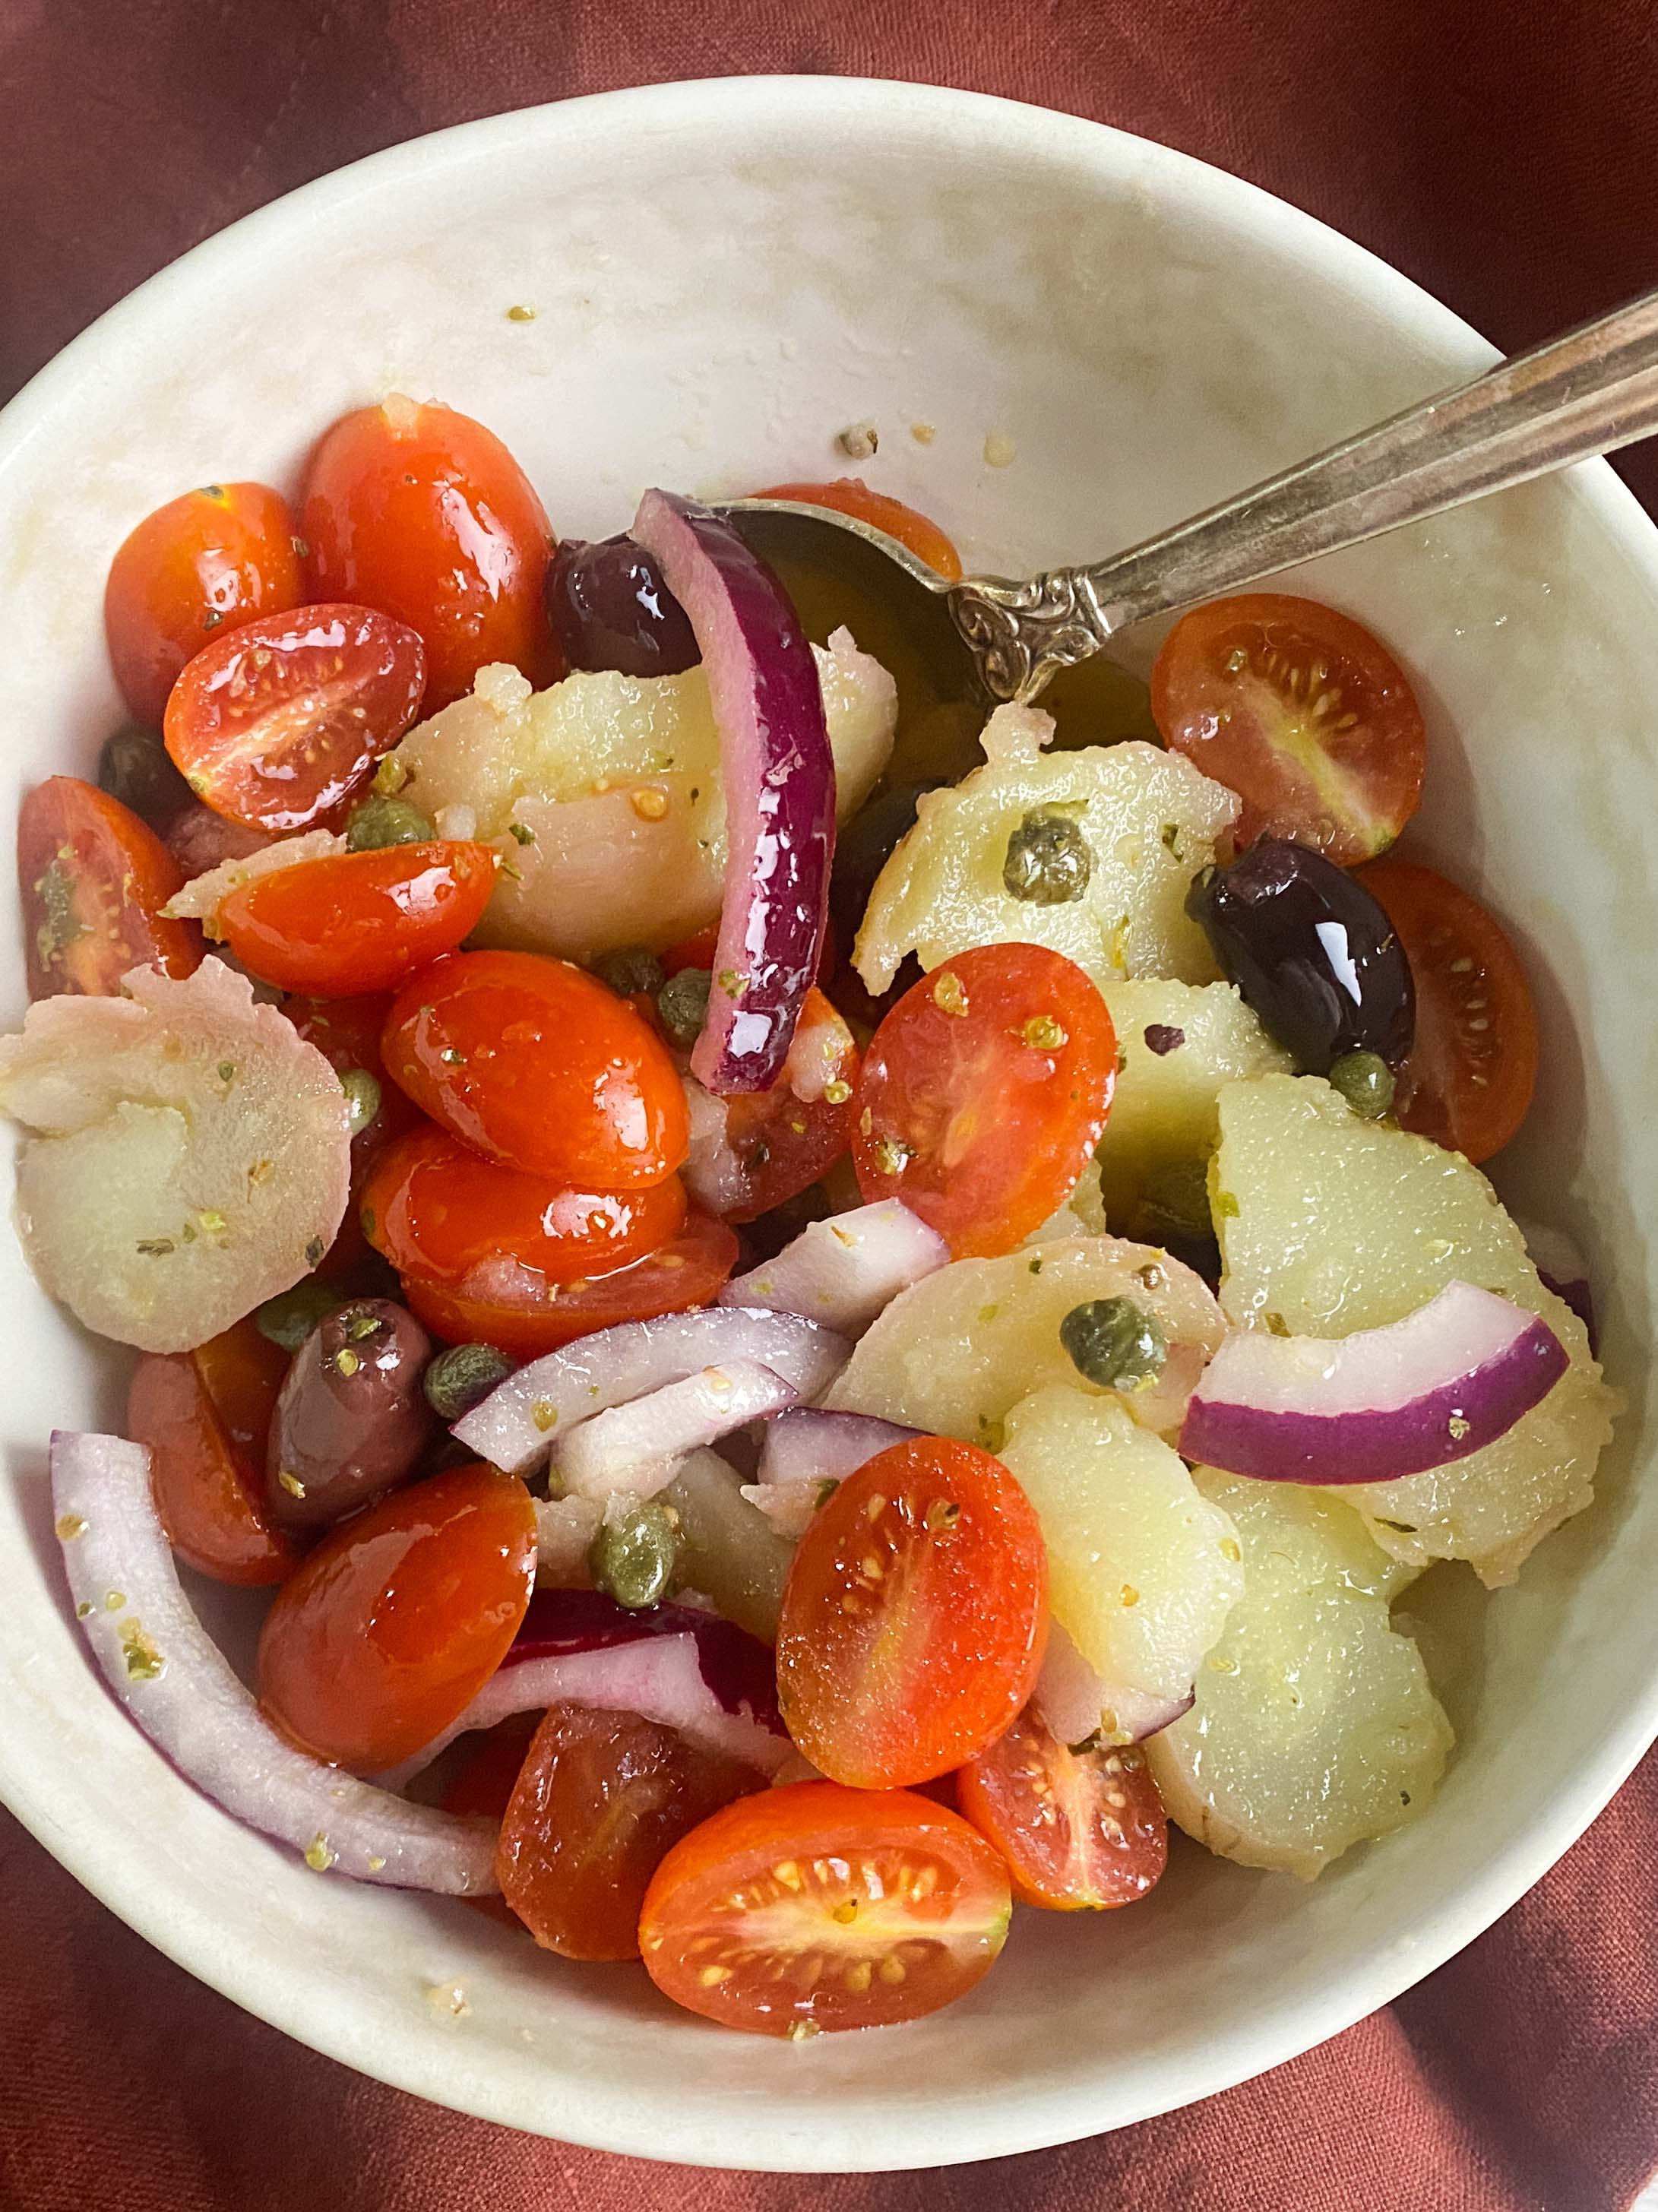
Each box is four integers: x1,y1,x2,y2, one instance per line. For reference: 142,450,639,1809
697,989,860,1223
777,1438,1047,1788
17,776,201,1000
1150,593,1426,866
382,951,688,1187
639,1781,1011,2036
104,482,305,726
1356,854,1540,1163
286,994,422,1276
956,1710,1167,1910
851,943,1116,1258
748,479,963,581
255,1460,536,1772
399,1210,739,1359
216,840,497,995
302,397,559,710
163,603,427,834
660,922,720,976
440,1715,539,1928
126,1318,297,1587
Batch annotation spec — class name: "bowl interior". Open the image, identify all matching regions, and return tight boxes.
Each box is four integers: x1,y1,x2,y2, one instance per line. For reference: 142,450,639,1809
0,79,1654,2172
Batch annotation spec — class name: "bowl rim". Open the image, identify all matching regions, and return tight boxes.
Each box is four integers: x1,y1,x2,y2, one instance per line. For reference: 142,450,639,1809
2,71,1656,2172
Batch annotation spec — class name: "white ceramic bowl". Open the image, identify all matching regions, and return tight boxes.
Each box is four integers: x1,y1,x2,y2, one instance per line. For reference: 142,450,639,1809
1,78,1653,2173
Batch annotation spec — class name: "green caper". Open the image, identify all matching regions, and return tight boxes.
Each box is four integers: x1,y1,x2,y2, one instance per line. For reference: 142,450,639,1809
589,1499,679,1609
97,725,191,826
255,1280,346,1353
346,794,435,852
339,1066,382,1138
422,1341,516,1421
1328,1049,1396,1120
657,965,712,1044
1059,1296,1167,1392
594,947,667,999
1130,1159,1213,1243
1002,807,1094,904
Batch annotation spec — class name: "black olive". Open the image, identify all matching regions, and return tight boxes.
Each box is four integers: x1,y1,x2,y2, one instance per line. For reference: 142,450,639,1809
266,1298,436,1533
546,534,699,677
97,726,191,827
1186,837,1415,1073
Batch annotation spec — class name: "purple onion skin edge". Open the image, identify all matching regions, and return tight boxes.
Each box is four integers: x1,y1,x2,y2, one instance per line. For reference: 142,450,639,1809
1539,1269,1597,1354
505,1587,782,1733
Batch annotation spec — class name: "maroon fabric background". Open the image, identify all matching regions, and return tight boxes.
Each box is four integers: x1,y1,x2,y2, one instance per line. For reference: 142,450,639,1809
2,3,1657,2207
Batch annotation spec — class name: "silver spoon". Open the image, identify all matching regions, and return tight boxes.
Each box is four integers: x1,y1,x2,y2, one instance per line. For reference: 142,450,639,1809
726,284,1658,707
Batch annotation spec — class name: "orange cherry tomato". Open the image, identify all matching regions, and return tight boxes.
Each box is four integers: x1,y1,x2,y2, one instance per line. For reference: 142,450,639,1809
1150,593,1426,866
851,943,1116,1258
302,397,559,710
216,840,497,995
639,1781,1011,2036
286,993,422,1276
748,479,963,582
383,951,688,1187
362,1122,687,1293
777,1438,1047,1789
126,1317,297,1587
255,1460,536,1772
399,1210,739,1358
104,482,305,726
496,1702,758,1960
1356,854,1540,1163
956,1709,1167,1910
18,776,201,1000
700,988,861,1223
163,603,427,834
660,922,720,976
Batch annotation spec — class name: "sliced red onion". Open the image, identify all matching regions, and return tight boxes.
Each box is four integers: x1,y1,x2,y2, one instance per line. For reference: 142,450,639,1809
719,1199,950,1334
533,1493,602,1584
742,1408,922,1537
1180,1279,1568,1486
452,1305,850,1476
1518,1216,1597,1350
631,489,834,1094
556,1358,801,1501
51,1432,497,1893
1033,1621,1193,1748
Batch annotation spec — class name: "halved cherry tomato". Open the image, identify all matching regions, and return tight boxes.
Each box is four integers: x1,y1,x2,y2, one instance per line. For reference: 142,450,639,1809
126,1317,296,1587
748,479,963,581
851,943,1115,1258
104,482,305,726
957,1709,1167,1910
496,1702,757,1961
697,989,860,1223
400,1211,739,1358
216,840,497,995
302,397,559,710
362,1122,687,1292
777,1438,1046,1788
256,1460,536,1772
1356,854,1540,1162
18,776,201,999
1150,593,1425,866
383,951,688,1187
287,993,422,1276
163,603,427,833
639,1780,1011,2036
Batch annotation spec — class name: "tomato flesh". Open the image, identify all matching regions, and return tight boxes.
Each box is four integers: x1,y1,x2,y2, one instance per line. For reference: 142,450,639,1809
777,1437,1047,1788
286,993,422,1275
851,942,1115,1258
957,1709,1167,1910
18,776,201,1000
748,479,963,582
1151,592,1425,866
383,950,688,1187
640,1780,1011,2036
163,602,427,833
216,840,497,995
701,988,860,1222
255,1460,536,1772
104,481,304,726
1356,854,1540,1163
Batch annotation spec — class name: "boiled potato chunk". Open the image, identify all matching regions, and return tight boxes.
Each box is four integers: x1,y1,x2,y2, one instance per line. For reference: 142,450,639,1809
1212,1074,1617,1585
1148,1471,1451,1878
853,704,1239,995
998,1385,1243,1711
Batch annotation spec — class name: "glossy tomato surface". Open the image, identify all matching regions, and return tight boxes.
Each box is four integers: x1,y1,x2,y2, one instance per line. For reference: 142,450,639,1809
255,1460,536,1771
695,988,860,1222
286,994,422,1275
748,479,963,581
217,840,497,995
18,776,200,999
957,1710,1167,1910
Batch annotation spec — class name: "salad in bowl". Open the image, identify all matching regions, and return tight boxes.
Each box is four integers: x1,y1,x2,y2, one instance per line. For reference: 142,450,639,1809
5,392,1616,2040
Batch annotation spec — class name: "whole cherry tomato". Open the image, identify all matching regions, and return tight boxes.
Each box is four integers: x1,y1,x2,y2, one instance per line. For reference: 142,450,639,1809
957,1709,1167,1910
216,840,497,995
747,479,963,581
302,397,559,710
18,776,200,999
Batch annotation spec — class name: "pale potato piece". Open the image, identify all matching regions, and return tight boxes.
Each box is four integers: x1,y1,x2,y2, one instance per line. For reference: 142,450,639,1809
1212,1074,1618,1584
1147,1470,1452,1878
853,704,1239,995
384,628,897,961
823,1234,1226,1445
163,831,345,932
0,958,350,1353
998,1384,1244,1712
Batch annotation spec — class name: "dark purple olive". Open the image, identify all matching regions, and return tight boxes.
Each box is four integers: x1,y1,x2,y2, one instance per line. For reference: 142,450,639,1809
265,1298,435,1534
545,533,699,677
1187,837,1415,1073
